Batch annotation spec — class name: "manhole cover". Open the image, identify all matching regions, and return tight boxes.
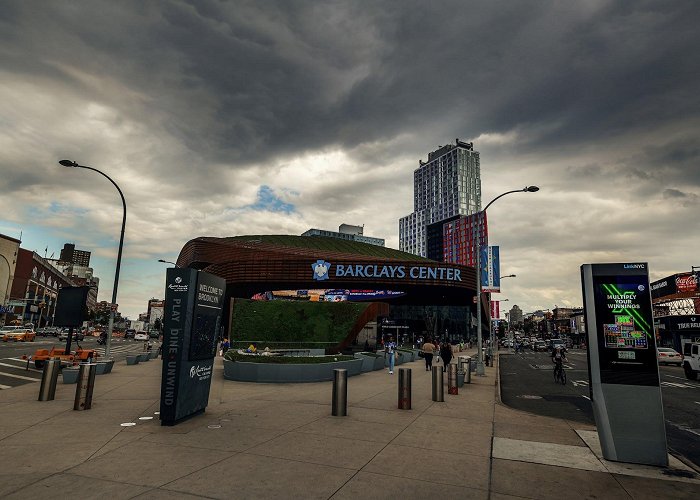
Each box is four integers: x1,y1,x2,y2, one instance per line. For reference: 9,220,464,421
120,422,136,427
517,395,543,399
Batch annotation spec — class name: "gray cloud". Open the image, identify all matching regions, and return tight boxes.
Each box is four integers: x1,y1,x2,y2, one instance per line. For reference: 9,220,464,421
1,0,698,317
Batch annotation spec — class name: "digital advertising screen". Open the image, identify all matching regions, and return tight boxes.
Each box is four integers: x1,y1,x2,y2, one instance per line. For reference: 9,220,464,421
592,273,658,386
189,312,219,361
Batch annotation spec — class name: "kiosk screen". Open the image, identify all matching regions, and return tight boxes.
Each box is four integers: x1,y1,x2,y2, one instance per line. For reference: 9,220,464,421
592,273,658,386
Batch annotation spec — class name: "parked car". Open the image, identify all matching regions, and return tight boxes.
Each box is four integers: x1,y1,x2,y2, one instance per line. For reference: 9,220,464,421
134,332,148,341
657,347,683,366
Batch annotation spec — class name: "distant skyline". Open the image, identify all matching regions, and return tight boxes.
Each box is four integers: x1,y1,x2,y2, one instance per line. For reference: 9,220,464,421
1,1,699,319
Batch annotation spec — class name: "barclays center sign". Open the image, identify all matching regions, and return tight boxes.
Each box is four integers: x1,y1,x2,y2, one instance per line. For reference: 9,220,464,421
312,260,462,282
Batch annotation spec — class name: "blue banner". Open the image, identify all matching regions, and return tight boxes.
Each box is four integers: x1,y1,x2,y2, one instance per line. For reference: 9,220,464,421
481,246,501,292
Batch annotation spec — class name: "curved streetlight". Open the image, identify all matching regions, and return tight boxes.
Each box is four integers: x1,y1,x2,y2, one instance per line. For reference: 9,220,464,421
59,160,126,358
157,259,178,267
474,186,538,376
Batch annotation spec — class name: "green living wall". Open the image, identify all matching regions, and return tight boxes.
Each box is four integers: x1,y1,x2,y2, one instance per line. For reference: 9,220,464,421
230,299,370,347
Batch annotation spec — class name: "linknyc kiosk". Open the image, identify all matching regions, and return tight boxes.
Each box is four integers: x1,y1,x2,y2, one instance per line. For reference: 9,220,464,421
160,268,225,426
581,263,667,466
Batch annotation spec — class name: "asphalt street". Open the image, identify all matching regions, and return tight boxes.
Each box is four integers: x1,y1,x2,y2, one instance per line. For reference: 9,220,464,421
500,349,700,469
0,336,156,390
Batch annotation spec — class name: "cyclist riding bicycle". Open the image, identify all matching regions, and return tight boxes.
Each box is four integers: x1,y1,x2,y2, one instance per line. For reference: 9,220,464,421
551,346,567,378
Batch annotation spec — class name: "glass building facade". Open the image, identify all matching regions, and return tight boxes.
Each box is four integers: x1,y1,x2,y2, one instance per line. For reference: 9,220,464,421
399,140,482,259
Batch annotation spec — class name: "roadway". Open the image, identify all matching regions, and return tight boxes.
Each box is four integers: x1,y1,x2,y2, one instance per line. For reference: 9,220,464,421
500,348,700,469
0,336,158,390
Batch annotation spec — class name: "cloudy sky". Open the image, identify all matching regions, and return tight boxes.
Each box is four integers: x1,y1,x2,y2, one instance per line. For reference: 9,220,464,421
1,1,698,319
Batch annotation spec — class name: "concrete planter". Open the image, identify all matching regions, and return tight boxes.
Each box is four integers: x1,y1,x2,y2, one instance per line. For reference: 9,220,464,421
126,355,140,365
148,350,159,360
386,352,407,367
223,358,363,383
137,353,150,362
62,367,79,384
95,360,115,375
398,350,415,362
355,352,381,373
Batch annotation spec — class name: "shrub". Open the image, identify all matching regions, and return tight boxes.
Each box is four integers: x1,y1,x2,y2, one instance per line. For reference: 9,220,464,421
224,350,354,364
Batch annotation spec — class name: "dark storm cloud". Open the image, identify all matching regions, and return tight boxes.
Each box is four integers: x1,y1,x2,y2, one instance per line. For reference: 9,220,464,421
3,0,698,170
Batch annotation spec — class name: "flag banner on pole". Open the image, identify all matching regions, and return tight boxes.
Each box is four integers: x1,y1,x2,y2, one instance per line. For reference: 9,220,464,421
481,245,501,292
490,300,500,319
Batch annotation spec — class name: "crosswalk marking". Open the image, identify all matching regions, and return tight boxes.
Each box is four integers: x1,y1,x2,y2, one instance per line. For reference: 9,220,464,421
660,381,698,389
572,380,589,387
0,361,41,373
0,371,40,382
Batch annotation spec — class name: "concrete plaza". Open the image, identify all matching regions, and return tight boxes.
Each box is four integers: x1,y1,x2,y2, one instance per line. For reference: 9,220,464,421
0,352,698,499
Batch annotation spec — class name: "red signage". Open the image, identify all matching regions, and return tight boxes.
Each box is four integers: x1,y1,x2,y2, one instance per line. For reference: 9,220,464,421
676,273,698,293
490,300,500,319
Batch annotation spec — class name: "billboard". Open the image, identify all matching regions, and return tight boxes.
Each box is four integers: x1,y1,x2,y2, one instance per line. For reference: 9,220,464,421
481,245,500,293
650,272,699,299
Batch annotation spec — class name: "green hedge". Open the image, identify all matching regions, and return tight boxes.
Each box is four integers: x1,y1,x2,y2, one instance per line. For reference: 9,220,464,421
230,299,369,346
224,351,354,364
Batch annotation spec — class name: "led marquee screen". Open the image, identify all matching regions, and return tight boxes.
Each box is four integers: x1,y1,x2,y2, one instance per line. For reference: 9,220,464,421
592,274,658,386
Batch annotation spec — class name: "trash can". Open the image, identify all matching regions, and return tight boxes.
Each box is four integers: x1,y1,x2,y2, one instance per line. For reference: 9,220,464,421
38,358,60,401
74,362,97,411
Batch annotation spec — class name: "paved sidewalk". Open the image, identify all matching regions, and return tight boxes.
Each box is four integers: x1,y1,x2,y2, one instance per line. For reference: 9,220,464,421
0,351,698,499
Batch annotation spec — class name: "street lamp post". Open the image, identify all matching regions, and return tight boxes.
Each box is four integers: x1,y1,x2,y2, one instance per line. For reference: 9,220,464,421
59,160,126,359
157,259,177,267
474,186,538,376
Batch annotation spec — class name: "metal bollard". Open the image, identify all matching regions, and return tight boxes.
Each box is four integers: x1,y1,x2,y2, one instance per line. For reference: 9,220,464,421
332,368,348,416
73,362,97,411
398,368,411,410
447,363,458,395
465,357,472,384
431,366,444,402
38,358,61,401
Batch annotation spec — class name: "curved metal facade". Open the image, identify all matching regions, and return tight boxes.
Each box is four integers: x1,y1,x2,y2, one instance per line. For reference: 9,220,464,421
176,236,477,305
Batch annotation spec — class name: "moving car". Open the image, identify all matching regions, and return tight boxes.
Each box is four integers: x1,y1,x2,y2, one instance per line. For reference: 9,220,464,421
1,325,36,342
124,329,136,339
657,347,683,366
532,340,547,351
58,330,85,342
134,332,148,341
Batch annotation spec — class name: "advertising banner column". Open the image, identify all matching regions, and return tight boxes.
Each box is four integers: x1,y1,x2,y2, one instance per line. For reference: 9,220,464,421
581,263,667,466
160,268,225,426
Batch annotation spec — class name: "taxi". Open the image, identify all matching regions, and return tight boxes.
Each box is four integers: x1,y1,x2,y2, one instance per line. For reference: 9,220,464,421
1,325,37,342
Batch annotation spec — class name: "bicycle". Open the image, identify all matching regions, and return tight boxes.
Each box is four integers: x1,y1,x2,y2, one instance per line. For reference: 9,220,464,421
553,362,566,385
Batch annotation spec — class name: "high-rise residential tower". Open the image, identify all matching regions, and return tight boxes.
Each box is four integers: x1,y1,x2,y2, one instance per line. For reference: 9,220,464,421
399,139,482,260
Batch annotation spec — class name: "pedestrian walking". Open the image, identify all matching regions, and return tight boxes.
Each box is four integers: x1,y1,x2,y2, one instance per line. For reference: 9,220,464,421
385,335,397,374
422,338,436,371
440,341,453,372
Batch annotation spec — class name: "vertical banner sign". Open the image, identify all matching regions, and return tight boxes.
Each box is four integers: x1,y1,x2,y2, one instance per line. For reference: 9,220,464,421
160,268,225,426
490,300,500,319
481,246,501,292
581,263,667,466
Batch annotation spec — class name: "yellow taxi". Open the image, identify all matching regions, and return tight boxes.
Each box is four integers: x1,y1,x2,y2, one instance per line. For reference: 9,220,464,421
1,325,36,342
